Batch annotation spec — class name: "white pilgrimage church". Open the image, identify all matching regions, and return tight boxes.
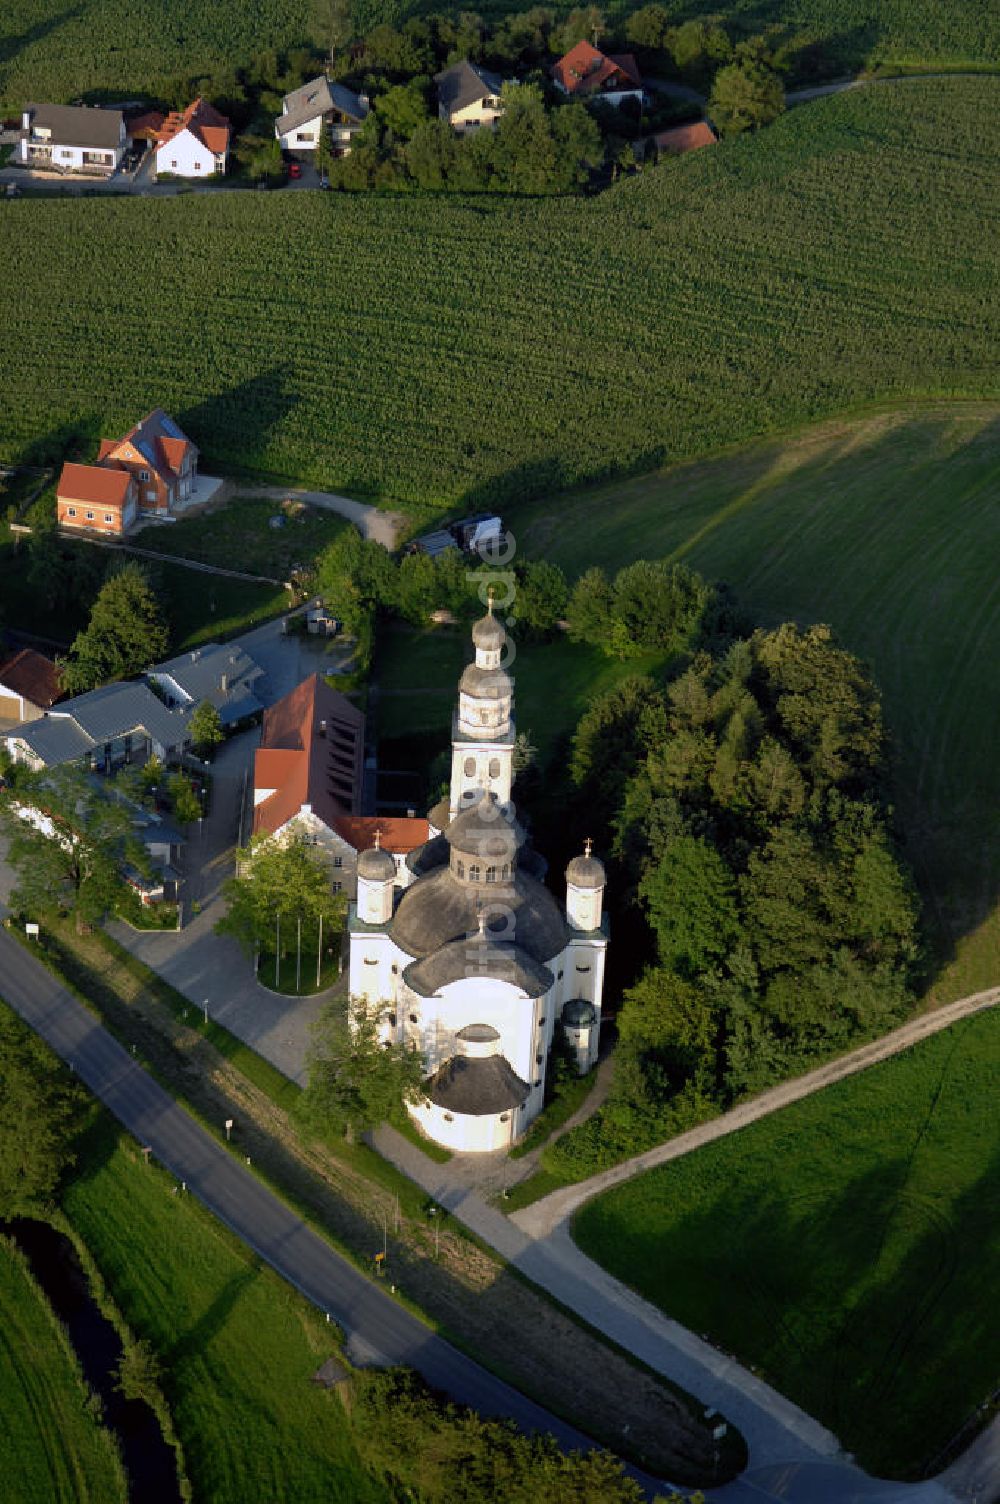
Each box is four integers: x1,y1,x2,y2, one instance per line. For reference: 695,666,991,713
348,598,609,1153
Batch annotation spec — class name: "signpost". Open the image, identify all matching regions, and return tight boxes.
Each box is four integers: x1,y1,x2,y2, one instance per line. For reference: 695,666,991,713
25,922,39,939
225,1118,234,1142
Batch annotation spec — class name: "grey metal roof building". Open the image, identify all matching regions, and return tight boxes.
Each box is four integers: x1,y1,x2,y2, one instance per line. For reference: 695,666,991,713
274,76,368,138
8,680,189,770
149,642,265,726
434,61,504,117
23,103,125,149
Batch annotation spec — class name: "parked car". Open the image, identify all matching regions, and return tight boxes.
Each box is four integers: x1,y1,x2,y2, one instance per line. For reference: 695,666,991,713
288,161,302,180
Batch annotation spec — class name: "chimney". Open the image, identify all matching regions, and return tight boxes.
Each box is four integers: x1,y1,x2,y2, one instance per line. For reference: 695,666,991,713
407,808,416,818
318,719,327,737
220,673,228,694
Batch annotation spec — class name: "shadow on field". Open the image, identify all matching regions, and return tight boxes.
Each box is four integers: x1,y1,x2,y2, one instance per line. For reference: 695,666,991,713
178,367,298,476
0,5,82,67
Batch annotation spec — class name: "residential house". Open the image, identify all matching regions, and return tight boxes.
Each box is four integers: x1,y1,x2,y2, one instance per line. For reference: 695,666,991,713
5,680,189,772
56,462,138,536
551,41,644,108
154,98,231,178
649,119,717,157
56,409,199,536
97,409,199,516
0,649,63,724
274,76,369,157
18,103,126,174
434,60,505,134
148,643,265,728
252,673,427,896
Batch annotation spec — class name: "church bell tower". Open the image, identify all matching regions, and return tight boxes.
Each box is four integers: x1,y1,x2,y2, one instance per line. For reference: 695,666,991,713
450,591,515,815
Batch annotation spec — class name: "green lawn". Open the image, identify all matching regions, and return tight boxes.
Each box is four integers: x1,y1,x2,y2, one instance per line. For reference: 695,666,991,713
1,82,998,509
506,401,1000,999
62,1114,387,1504
573,1004,1000,1478
0,1237,126,1504
134,495,347,581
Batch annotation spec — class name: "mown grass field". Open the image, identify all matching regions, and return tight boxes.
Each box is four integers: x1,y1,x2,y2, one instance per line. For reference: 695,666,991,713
1,81,998,509
134,495,347,580
62,1113,388,1504
573,1004,1000,1478
0,1237,126,1504
507,401,1000,1000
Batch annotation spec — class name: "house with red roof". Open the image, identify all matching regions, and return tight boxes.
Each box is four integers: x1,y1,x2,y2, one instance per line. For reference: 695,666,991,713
56,409,199,534
154,97,230,178
651,119,717,157
252,673,428,898
0,648,63,724
551,40,644,108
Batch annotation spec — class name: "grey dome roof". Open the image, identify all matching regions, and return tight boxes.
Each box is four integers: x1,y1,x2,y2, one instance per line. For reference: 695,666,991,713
425,1053,529,1115
404,937,553,998
472,609,506,652
459,662,512,699
446,792,524,860
566,851,606,890
427,796,452,834
406,832,449,877
357,844,396,881
456,1023,500,1043
562,998,597,1028
390,864,568,964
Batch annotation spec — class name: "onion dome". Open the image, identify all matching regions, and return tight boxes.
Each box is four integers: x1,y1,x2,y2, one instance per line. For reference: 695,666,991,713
459,661,512,699
446,791,525,859
357,829,396,882
562,999,597,1028
565,838,606,891
472,592,506,653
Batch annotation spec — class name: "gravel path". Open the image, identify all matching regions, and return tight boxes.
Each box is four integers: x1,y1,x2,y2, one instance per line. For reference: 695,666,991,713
237,485,406,550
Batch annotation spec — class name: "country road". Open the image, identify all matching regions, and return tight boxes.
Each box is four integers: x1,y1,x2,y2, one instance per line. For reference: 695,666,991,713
0,928,669,1496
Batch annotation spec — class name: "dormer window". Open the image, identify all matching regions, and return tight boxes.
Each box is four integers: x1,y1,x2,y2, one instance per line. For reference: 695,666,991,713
140,468,150,481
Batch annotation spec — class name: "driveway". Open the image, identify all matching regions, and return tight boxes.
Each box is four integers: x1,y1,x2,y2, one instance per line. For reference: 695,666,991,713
238,485,406,550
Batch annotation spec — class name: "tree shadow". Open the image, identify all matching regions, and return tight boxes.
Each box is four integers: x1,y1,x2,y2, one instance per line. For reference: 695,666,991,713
177,366,300,479
0,6,83,68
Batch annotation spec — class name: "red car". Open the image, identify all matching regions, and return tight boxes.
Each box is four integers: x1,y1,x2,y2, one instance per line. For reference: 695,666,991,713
288,161,302,180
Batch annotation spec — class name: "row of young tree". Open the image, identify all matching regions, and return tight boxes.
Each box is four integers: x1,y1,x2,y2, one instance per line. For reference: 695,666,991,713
543,601,921,1178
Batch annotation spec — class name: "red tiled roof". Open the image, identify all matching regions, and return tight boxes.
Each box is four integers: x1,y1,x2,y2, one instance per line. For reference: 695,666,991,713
552,40,642,96
156,97,230,156
0,648,63,709
128,110,166,140
106,409,197,484
252,674,364,838
334,815,429,855
653,120,717,155
57,462,133,508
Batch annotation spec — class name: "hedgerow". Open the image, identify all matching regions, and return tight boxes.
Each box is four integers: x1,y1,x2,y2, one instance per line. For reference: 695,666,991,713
0,80,998,510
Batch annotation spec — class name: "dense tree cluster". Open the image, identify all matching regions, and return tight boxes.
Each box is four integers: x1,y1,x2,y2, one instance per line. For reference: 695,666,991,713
58,562,169,696
0,1005,84,1216
351,1367,699,1503
548,610,920,1178
217,833,347,961
299,997,426,1140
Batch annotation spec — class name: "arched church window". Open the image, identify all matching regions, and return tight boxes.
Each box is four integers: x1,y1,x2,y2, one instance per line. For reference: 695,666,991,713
489,757,501,778
480,710,490,724
363,957,377,966
499,1114,509,1123
469,864,481,881
464,756,476,776
486,866,497,883
444,1113,454,1122
388,1014,397,1027
456,858,465,879
409,1013,418,1024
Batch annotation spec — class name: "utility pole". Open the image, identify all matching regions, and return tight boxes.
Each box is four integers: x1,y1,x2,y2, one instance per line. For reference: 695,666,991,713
316,911,323,989
275,911,280,989
296,915,301,993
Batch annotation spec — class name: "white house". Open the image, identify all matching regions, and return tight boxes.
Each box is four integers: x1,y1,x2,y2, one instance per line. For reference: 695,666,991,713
273,76,369,157
347,601,609,1153
154,98,230,178
18,103,125,174
434,60,506,134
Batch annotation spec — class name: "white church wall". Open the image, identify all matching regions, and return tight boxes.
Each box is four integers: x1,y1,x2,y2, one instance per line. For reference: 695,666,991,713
410,1099,519,1153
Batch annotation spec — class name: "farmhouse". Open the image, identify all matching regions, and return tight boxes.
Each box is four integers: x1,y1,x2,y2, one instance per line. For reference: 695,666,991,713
154,97,231,178
56,409,199,535
274,76,369,157
0,649,62,724
551,41,644,107
252,673,427,897
434,60,505,134
347,601,608,1153
18,103,126,174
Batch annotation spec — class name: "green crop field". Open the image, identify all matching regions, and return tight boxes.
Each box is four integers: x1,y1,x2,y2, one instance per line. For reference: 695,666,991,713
573,1004,1000,1478
1,80,998,509
507,400,1000,1001
62,1114,387,1504
0,1237,126,1504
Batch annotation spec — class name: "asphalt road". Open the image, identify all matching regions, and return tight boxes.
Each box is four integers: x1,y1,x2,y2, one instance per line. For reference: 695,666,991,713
0,929,672,1494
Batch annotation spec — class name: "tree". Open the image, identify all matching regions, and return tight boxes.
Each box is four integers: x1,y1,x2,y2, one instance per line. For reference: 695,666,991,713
315,527,397,630
640,835,743,976
315,0,352,62
2,766,141,932
514,560,568,638
551,102,604,190
217,834,346,961
59,561,169,695
565,566,613,648
709,59,785,136
167,773,201,826
625,5,670,52
397,550,441,623
188,699,224,756
490,83,558,194
375,81,431,141
405,119,460,188
0,1006,84,1215
300,996,426,1138
116,1339,164,1404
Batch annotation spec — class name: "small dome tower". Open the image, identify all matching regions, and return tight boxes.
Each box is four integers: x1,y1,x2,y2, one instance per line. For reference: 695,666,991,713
357,829,396,925
450,587,516,814
565,838,606,931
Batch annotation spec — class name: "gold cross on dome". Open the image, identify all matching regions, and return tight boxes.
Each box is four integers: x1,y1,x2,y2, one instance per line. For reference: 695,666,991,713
584,837,593,858
373,828,381,850
487,584,495,611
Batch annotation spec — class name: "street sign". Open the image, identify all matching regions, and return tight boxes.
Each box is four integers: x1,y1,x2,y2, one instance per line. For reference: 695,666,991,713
25,922,39,938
